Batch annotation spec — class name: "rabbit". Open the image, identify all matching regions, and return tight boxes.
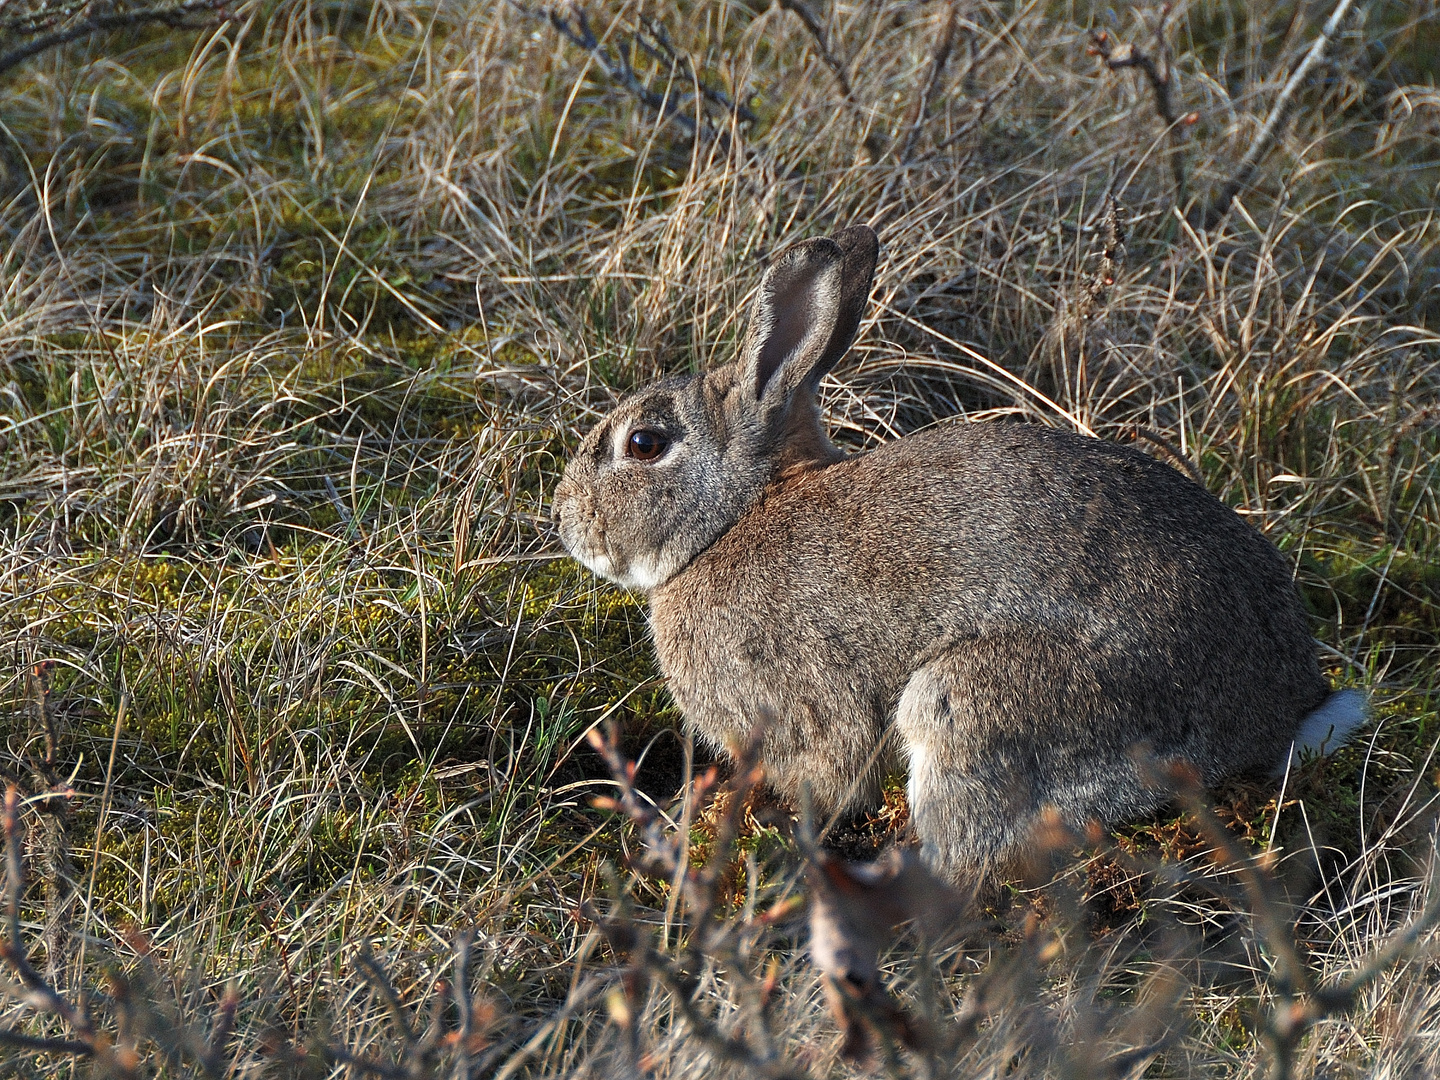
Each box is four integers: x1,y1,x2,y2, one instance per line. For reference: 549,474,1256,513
552,224,1368,885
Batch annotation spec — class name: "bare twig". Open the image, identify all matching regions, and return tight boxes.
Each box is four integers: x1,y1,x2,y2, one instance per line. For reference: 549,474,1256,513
1148,758,1440,1080
897,0,961,165
23,659,75,987
776,0,852,99
357,948,422,1046
0,785,125,1074
586,721,810,1078
1153,762,1313,997
1035,195,1128,402
1201,0,1358,228
1074,195,1127,321
1088,6,1195,202
1088,17,1179,127
532,2,751,155
542,4,696,139
1130,426,1205,485
3,788,23,964
200,984,239,1079
635,14,756,124
0,1027,95,1054
0,0,232,79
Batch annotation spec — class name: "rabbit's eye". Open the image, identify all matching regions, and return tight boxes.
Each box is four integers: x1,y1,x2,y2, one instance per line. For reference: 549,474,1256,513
626,429,670,462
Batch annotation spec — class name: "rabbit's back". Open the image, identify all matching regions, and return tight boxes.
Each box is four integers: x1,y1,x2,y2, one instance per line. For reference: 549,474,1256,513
649,422,1327,813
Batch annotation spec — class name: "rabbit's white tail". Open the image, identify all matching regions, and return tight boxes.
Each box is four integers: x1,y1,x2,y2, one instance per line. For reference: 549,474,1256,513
1275,689,1370,775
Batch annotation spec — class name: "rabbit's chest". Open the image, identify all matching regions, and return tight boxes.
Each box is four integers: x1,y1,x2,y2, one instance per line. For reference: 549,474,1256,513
648,562,914,745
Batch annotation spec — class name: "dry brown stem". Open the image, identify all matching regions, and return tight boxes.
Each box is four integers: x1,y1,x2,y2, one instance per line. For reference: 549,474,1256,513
1146,758,1440,1080
584,722,809,1077
584,728,1439,1077
22,659,74,987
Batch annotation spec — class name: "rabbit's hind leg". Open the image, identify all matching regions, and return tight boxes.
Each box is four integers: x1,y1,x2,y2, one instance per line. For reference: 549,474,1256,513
895,638,1080,890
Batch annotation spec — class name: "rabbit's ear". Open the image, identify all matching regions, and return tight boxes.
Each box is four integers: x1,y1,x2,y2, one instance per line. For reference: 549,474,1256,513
741,227,878,418
742,237,846,407
821,225,879,379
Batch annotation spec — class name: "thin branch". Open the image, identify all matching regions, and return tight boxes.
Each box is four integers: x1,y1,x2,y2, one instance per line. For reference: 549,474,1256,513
0,785,130,1077
356,948,421,1046
635,14,756,124
322,1041,416,1080
897,0,960,165
541,5,691,138
1201,0,1358,228
1311,862,1440,1014
1098,1030,1182,1078
1088,6,1195,204
453,931,477,1080
1147,757,1440,1080
0,0,232,79
23,658,75,987
2,787,20,952
200,984,239,1080
1074,194,1127,321
0,1027,94,1055
1131,426,1205,485
586,721,811,1078
1156,761,1313,1000
776,0,851,99
1088,21,1178,126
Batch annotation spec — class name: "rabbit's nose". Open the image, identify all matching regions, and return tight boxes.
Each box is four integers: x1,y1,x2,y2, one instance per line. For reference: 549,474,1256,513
550,481,581,526
551,479,575,514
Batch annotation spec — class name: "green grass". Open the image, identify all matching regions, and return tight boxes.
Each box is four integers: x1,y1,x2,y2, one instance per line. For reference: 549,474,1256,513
1,0,1439,1075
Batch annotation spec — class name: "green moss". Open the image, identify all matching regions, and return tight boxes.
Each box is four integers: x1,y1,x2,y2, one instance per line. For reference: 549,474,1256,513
1297,540,1440,650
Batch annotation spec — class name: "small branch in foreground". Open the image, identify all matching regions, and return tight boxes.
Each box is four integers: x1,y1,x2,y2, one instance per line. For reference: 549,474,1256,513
0,1028,95,1055
1148,758,1440,1080
0,784,127,1075
585,720,810,1079
1088,18,1179,126
1,782,505,1078
23,658,76,987
1201,0,1358,229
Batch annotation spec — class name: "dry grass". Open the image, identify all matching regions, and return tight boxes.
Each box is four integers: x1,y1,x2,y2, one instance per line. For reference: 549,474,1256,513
1,0,1439,1075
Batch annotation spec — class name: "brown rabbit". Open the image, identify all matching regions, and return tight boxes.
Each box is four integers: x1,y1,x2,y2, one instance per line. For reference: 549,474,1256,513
553,225,1366,884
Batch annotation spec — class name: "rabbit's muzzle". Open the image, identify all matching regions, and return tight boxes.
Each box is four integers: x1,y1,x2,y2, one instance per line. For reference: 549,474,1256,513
552,477,596,557
553,478,625,585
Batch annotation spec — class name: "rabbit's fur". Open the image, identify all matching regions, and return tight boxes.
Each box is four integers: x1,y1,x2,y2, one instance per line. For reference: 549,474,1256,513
554,226,1366,885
